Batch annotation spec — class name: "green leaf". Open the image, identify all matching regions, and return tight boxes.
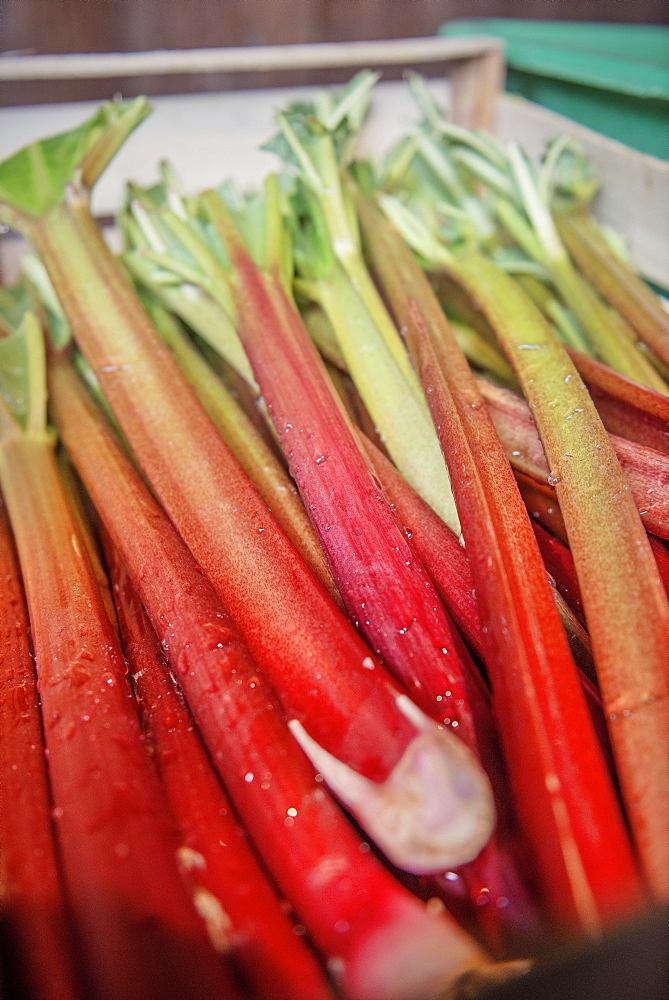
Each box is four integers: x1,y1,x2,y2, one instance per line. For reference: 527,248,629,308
0,282,32,333
543,137,599,210
287,181,335,282
263,71,376,177
0,97,150,220
0,310,47,435
262,125,302,172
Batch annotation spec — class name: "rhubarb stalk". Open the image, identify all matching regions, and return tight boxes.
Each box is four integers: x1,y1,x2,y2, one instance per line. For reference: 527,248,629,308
202,180,543,952
0,100,497,879
358,194,648,933
567,347,669,456
555,207,669,371
263,81,460,532
477,375,669,542
140,294,338,601
374,193,669,903
48,352,497,1000
106,541,335,1000
0,314,239,1000
0,498,80,1000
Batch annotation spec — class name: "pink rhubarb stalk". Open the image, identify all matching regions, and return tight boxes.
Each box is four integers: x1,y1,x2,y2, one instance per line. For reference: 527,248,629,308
567,347,669,456
477,376,669,542
48,354,496,1000
359,434,486,664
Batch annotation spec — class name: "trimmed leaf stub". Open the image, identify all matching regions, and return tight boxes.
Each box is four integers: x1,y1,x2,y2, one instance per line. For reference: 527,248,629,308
0,97,150,221
289,698,495,876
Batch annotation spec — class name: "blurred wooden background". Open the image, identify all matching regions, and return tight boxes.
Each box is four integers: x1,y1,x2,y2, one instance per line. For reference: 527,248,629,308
2,0,666,105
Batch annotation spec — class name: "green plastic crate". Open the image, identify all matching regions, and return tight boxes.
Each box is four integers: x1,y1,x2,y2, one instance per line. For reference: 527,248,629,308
440,19,669,159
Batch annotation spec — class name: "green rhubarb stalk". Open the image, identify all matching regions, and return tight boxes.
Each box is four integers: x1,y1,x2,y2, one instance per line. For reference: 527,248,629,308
295,253,461,534
121,193,255,387
544,299,592,354
123,249,255,382
267,74,421,389
380,195,669,899
449,319,517,387
300,300,348,370
278,181,460,533
546,136,669,371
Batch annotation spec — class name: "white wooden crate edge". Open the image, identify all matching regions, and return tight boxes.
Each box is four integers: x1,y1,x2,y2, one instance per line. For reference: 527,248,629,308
1,38,667,287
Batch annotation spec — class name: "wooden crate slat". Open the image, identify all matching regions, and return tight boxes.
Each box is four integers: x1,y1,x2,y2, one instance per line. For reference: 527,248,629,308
0,36,502,80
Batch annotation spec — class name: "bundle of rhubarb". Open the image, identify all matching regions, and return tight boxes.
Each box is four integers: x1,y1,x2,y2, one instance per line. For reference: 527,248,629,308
0,73,666,1000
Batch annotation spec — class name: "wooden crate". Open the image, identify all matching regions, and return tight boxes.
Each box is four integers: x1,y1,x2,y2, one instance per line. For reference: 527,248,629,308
1,36,667,290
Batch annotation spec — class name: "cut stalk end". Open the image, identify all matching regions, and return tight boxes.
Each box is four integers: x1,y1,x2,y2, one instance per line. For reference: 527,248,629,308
340,891,502,1000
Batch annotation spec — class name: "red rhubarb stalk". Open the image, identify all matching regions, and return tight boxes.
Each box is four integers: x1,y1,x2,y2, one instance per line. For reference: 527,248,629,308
358,434,486,664
48,354,497,1000
5,124,500,880
530,520,584,622
359,195,647,934
514,473,568,543
0,322,238,1000
0,498,80,1000
435,247,668,903
204,185,494,763
203,184,542,952
106,541,335,1000
648,535,669,596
